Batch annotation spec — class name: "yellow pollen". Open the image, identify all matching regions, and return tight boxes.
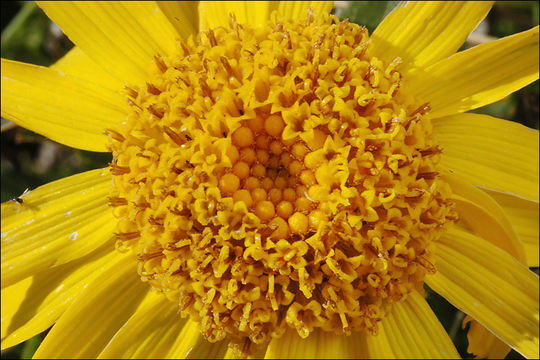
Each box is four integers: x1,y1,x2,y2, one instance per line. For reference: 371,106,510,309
108,9,456,357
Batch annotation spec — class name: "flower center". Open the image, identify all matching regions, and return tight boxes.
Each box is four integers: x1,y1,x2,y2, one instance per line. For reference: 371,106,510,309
107,10,455,357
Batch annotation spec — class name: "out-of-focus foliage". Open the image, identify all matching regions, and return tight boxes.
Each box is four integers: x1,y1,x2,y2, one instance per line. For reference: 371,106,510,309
334,0,400,33
1,2,70,66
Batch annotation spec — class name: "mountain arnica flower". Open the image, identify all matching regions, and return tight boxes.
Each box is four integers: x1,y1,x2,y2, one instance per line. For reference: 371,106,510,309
1,1,539,359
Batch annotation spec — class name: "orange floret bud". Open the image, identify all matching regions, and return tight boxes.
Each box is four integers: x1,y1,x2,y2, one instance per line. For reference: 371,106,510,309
255,200,275,221
240,147,256,164
269,217,289,239
232,126,254,148
247,116,265,134
220,173,240,195
264,114,285,137
251,188,267,203
276,201,294,219
288,212,308,234
245,176,260,190
233,189,253,208
233,161,250,179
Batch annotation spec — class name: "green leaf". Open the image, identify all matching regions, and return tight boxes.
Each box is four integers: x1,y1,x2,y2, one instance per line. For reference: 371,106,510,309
1,1,54,66
21,332,46,359
336,1,400,33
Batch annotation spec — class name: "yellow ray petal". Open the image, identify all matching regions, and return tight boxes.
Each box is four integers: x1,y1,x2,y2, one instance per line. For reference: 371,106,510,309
443,173,527,263
37,1,180,83
445,178,532,359
1,58,127,152
265,327,368,359
98,292,187,359
1,168,115,288
157,1,199,40
426,226,539,359
483,189,539,267
277,1,333,20
199,1,276,30
99,293,228,359
463,315,511,359
199,1,332,30
370,1,493,76
224,344,268,359
409,26,539,118
50,47,123,91
33,256,148,359
364,322,394,358
1,244,122,350
366,291,459,359
167,320,229,359
433,113,539,201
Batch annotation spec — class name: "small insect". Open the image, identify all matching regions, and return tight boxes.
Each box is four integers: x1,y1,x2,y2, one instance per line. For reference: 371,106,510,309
12,188,30,204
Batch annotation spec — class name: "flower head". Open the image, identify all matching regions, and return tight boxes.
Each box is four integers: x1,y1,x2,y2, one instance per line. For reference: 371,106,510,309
1,1,539,359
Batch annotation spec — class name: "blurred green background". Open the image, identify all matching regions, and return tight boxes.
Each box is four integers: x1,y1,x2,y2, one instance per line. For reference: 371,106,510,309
1,1,538,359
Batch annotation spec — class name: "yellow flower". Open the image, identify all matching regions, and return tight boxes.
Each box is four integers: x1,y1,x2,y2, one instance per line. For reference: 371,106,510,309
1,1,539,359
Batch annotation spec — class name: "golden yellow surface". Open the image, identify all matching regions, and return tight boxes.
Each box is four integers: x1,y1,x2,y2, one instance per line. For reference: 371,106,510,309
107,10,455,357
